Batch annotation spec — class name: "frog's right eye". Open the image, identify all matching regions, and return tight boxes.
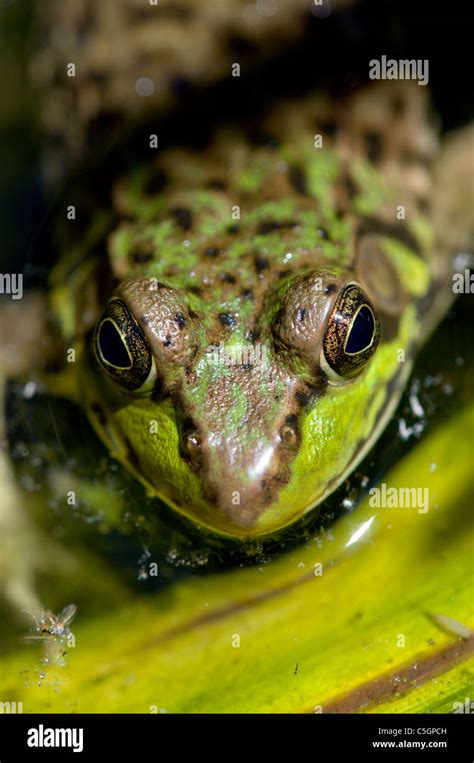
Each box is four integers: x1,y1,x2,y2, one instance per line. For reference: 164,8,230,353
93,299,157,392
321,283,380,380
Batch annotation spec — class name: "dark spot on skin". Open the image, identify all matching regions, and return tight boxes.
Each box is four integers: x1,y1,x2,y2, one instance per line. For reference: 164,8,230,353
296,307,306,322
163,337,172,348
289,165,308,195
170,206,193,231
226,224,240,235
206,179,226,191
174,313,186,329
132,250,153,264
364,131,383,163
257,220,297,235
241,288,254,300
257,221,278,235
143,170,168,196
343,172,358,199
221,272,236,284
296,390,311,408
391,95,405,115
325,283,337,295
204,246,219,258
242,362,253,371
189,345,200,362
400,149,420,165
247,330,260,343
254,254,269,273
89,70,107,85
320,120,337,137
219,313,236,328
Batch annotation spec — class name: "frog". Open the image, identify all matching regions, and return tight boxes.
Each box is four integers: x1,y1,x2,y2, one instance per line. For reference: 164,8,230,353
0,0,472,595
0,0,473,716
37,78,470,540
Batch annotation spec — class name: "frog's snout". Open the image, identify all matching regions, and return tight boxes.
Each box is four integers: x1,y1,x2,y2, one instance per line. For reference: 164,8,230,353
195,430,298,533
178,365,302,534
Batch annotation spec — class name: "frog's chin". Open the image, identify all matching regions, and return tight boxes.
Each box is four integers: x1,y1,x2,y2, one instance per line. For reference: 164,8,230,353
109,445,308,538
144,484,319,539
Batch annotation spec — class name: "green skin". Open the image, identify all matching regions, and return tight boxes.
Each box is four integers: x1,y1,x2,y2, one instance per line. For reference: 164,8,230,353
53,85,450,539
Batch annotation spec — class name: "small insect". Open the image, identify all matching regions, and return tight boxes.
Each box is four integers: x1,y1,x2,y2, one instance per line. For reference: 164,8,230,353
427,611,472,640
25,603,77,643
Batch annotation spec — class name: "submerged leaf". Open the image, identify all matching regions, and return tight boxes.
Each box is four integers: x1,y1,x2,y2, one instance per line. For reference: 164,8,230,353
0,406,472,712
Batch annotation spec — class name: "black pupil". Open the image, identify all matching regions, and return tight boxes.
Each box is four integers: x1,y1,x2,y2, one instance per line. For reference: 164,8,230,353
98,320,131,368
345,305,374,354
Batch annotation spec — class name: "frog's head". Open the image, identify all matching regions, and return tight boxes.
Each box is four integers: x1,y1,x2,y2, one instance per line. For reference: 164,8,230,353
86,266,407,538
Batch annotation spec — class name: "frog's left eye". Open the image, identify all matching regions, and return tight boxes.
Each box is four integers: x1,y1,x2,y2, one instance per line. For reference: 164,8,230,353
94,299,157,393
322,284,381,379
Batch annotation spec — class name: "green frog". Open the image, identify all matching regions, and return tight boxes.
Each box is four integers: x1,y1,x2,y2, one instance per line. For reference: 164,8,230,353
42,80,471,539
0,0,472,712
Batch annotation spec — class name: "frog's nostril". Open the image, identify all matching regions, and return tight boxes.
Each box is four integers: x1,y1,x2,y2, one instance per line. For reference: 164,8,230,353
279,415,299,448
280,424,297,446
186,431,200,451
180,428,202,464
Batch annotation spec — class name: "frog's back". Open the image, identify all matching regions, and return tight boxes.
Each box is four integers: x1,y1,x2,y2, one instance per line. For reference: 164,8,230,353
56,82,449,348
